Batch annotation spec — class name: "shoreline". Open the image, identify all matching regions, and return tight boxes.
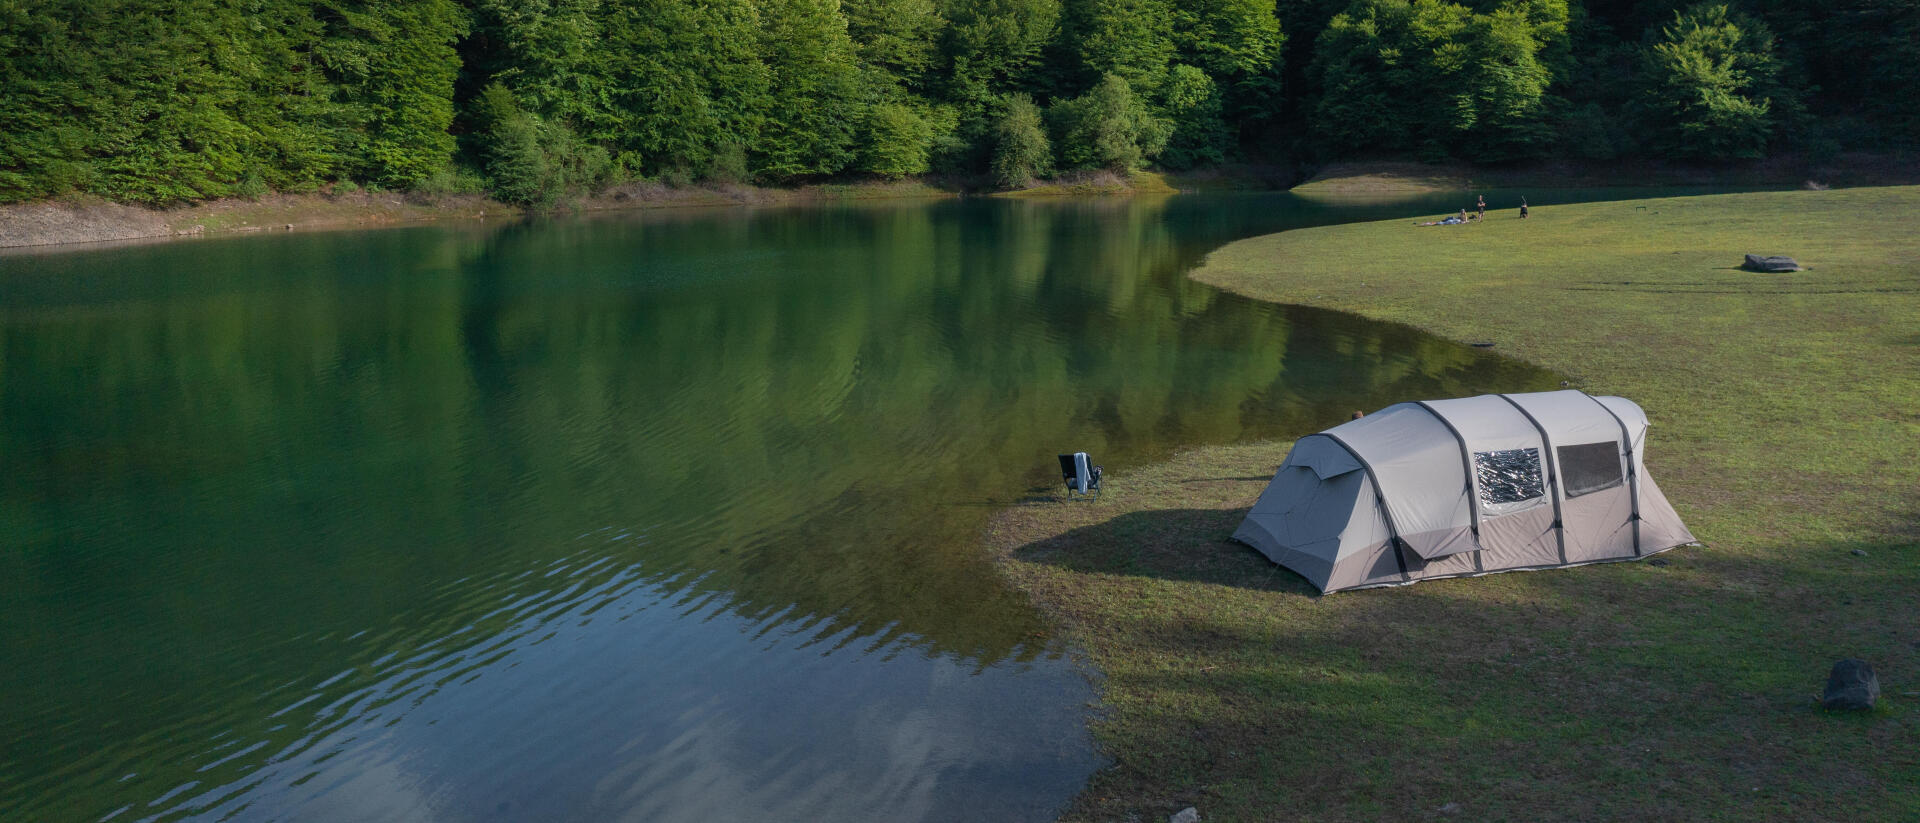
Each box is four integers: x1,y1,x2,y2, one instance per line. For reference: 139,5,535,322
0,179,962,253
10,153,1917,253
986,186,1920,820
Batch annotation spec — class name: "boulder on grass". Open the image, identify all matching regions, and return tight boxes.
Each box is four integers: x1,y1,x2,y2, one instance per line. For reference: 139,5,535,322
1743,254,1804,272
1822,658,1879,710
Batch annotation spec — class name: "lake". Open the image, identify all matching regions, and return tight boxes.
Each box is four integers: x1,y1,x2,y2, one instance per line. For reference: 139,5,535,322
0,191,1577,821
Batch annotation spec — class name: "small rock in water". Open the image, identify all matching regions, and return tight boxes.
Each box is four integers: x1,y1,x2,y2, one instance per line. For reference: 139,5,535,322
1169,807,1200,823
1850,549,1868,557
1822,659,1879,710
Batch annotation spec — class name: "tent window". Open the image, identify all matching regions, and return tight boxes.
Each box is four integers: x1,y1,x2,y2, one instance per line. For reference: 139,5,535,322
1558,441,1624,498
1473,448,1544,505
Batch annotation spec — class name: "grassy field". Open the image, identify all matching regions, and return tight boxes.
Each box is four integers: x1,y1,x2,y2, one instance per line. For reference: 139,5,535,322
987,186,1920,821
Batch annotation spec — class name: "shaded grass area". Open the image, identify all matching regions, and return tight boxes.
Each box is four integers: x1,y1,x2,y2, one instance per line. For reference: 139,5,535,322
988,186,1920,821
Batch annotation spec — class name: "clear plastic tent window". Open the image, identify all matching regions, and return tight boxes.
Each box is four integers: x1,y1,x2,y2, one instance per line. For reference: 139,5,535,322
1557,441,1624,498
1474,448,1544,505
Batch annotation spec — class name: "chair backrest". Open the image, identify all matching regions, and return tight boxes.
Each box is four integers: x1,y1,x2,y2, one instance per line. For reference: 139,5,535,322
1059,452,1095,493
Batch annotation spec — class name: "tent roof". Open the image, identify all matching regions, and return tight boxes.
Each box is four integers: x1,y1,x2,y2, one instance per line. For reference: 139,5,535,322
1330,390,1647,465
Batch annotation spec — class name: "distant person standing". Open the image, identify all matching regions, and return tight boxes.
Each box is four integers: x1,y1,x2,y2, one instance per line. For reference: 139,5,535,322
1519,197,1529,219
1476,194,1486,219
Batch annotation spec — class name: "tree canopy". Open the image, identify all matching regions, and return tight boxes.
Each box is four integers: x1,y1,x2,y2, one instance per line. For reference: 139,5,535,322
0,0,1913,205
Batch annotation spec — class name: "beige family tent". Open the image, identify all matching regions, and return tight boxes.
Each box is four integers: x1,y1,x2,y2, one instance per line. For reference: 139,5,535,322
1235,390,1694,593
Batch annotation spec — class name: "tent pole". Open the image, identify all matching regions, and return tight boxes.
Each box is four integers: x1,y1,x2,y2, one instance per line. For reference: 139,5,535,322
1498,395,1569,565
1310,432,1412,582
1414,401,1484,572
1584,393,1644,556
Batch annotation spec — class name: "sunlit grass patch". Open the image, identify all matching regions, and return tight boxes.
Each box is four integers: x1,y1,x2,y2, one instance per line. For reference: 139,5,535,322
989,186,1920,822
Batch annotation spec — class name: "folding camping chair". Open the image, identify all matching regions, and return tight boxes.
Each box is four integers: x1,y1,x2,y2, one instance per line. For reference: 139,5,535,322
1058,452,1103,499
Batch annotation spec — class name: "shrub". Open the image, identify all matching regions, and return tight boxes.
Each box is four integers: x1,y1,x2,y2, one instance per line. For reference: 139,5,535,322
704,143,750,183
235,172,269,201
991,94,1054,187
414,165,490,196
861,103,935,177
473,83,617,207
1049,74,1171,172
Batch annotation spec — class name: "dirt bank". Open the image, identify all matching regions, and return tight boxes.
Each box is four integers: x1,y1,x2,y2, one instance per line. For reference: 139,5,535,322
0,179,970,251
0,191,508,250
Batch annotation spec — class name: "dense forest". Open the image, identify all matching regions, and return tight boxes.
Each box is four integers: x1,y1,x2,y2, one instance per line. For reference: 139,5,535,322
1,0,1915,206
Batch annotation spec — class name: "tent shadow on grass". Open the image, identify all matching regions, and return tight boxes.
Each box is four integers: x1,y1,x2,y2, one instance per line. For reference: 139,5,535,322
1008,506,1321,596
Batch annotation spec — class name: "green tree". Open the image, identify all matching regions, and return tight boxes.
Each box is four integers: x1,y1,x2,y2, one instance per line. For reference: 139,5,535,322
1063,0,1176,92
754,0,865,179
844,0,946,95
0,0,350,204
861,102,936,176
1157,64,1232,167
600,0,771,176
1170,0,1284,129
1049,73,1170,170
472,82,613,205
318,0,469,188
1174,0,1283,80
938,0,1061,112
1310,0,1561,158
1794,0,1920,143
468,0,614,134
990,93,1053,186
1637,4,1784,160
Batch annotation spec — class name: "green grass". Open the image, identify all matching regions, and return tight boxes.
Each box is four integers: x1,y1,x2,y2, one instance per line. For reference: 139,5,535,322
987,186,1920,821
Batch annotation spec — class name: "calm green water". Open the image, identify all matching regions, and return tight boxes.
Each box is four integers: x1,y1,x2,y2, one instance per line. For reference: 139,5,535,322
0,192,1572,822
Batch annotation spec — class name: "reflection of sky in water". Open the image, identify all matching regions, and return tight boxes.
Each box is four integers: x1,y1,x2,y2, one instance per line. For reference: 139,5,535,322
133,545,1093,822
1,192,1589,822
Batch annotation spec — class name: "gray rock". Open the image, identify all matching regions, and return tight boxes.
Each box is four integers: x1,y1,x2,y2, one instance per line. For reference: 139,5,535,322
1850,549,1868,557
1743,254,1804,272
1822,659,1879,710
1170,807,1200,823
